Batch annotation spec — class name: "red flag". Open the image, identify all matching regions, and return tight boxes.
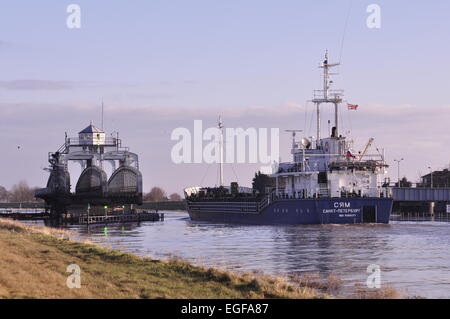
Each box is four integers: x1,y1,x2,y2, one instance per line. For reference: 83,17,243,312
348,104,358,110
346,151,356,159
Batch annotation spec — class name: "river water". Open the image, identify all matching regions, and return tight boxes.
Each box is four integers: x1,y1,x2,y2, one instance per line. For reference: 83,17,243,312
42,211,449,299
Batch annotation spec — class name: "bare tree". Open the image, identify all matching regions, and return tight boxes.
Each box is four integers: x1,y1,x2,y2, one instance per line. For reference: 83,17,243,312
0,186,9,202
9,181,36,202
395,177,412,188
169,193,182,201
143,187,167,202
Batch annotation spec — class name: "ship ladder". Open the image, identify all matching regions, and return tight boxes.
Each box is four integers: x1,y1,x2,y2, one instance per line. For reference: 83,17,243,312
319,183,330,198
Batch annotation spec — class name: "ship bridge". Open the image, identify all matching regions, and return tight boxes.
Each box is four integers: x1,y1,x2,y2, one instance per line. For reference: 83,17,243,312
271,52,389,200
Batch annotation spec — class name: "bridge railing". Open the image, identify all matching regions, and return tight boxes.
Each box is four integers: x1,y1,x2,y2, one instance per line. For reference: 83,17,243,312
392,187,450,201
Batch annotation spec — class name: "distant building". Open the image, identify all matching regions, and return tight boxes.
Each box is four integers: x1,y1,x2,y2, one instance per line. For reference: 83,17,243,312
421,169,450,188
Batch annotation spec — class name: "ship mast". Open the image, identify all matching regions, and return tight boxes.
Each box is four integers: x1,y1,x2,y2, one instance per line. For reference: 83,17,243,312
218,116,224,187
285,129,303,149
311,51,343,144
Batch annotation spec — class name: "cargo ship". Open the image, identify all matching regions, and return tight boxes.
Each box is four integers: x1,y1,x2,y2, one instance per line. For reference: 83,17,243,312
184,52,393,225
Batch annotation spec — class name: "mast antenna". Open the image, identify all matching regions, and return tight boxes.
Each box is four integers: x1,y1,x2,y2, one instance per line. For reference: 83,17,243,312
285,130,303,149
218,116,224,187
101,98,104,130
311,51,343,144
339,0,353,63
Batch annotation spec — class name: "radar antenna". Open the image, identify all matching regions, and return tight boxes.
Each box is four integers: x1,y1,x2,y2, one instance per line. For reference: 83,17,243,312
218,116,224,187
285,130,303,149
311,51,343,143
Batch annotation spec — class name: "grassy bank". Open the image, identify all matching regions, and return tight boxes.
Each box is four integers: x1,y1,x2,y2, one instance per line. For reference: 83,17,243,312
0,218,328,299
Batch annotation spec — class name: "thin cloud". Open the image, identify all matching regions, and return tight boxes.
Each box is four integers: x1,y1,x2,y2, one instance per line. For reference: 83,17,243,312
0,80,85,91
0,40,11,48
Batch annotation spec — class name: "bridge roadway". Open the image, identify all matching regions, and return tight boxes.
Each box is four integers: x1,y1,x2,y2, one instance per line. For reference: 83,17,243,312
392,187,450,202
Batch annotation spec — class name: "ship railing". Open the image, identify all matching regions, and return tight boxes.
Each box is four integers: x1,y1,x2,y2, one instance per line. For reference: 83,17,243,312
332,155,385,162
188,201,260,214
186,191,276,214
312,90,344,101
67,137,119,147
276,165,303,174
275,157,385,175
270,189,303,200
274,192,311,200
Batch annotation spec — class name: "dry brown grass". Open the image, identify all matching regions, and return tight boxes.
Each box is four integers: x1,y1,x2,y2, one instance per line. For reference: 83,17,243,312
352,283,404,299
0,218,72,239
289,273,343,294
164,256,323,299
0,218,323,299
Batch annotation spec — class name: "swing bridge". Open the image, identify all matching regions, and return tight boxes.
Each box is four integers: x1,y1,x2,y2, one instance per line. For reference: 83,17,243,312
35,123,143,215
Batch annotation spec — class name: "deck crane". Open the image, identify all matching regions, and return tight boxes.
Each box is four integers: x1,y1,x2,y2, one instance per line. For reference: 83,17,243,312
358,138,374,162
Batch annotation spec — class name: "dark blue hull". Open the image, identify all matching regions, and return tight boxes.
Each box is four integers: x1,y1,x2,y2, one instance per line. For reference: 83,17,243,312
188,198,393,225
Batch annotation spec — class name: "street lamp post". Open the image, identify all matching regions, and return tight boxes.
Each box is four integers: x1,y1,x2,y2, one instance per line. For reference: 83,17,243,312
394,158,404,187
428,166,433,188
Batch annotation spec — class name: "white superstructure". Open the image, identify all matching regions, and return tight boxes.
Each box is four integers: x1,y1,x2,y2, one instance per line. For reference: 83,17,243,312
272,52,388,199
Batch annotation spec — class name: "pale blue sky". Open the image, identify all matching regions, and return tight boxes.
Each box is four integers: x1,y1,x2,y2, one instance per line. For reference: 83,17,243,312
1,1,449,193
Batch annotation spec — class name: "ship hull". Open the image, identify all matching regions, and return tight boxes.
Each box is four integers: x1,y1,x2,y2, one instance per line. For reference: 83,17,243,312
187,198,393,225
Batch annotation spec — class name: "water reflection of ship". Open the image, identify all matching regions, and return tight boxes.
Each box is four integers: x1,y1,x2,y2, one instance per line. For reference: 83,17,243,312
181,220,393,285
272,225,392,282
